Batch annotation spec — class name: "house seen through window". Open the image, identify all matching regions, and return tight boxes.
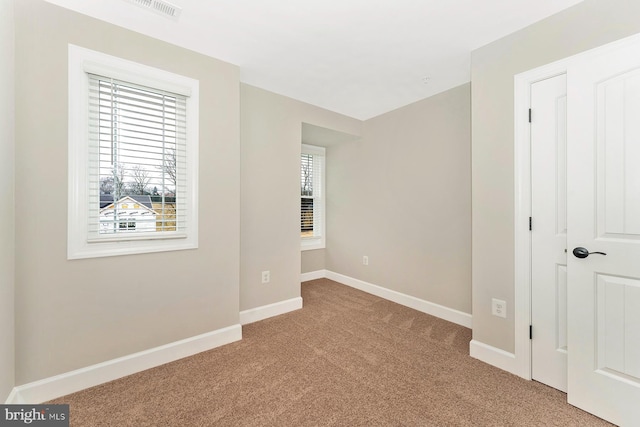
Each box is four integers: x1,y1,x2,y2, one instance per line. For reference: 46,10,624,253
92,76,184,236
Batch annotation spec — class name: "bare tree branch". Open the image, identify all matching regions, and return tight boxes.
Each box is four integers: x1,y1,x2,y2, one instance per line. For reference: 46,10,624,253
112,163,127,199
130,165,151,195
157,148,177,194
301,154,313,196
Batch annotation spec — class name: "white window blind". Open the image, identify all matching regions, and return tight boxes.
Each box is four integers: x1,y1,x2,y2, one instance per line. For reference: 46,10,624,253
68,45,199,259
301,144,325,249
87,75,187,240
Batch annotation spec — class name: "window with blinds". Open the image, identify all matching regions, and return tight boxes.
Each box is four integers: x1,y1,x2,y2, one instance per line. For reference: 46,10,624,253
68,44,199,259
88,75,186,239
301,144,325,250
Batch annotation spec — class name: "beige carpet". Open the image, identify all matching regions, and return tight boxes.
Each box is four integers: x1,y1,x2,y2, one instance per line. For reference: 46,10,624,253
49,279,612,426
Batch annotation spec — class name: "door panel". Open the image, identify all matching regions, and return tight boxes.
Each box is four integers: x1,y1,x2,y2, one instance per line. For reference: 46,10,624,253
567,36,640,426
599,70,640,237
556,265,568,352
596,275,640,379
531,74,568,392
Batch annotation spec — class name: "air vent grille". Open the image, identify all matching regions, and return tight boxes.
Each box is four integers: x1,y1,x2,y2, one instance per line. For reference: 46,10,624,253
124,0,182,20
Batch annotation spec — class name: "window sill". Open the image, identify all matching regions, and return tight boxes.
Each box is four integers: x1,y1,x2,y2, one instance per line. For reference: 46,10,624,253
301,237,325,251
68,237,198,260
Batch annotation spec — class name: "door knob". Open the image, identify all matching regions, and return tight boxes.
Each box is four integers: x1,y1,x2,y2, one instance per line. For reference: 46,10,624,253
572,247,607,259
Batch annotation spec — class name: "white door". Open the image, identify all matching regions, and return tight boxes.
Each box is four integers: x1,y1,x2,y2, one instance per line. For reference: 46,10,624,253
567,36,640,426
531,74,568,392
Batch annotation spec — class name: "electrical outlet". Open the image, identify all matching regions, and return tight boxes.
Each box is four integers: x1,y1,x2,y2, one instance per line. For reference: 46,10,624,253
261,271,270,284
362,256,369,266
491,298,507,318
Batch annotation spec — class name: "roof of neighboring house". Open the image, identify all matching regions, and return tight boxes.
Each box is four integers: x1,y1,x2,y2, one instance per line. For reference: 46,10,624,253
100,194,154,210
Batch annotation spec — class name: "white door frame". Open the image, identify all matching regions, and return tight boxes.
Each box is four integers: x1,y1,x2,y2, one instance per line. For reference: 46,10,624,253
513,32,640,381
514,61,567,380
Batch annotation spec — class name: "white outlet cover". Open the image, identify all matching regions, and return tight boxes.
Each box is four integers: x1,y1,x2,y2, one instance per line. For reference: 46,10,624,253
261,271,270,283
491,298,507,318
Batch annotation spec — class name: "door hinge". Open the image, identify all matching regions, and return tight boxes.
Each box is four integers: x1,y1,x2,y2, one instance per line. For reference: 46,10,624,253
529,217,532,231
529,325,533,340
528,108,532,123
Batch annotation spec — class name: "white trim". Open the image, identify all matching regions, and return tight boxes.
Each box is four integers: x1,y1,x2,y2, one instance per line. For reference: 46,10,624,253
82,60,193,97
301,269,327,282
239,297,303,325
7,325,241,404
4,388,20,405
301,144,325,156
469,340,520,376
67,44,199,259
325,271,472,328
301,238,325,251
301,144,326,251
514,62,569,381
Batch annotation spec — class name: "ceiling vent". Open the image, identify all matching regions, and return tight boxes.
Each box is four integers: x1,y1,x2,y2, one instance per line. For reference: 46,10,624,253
123,0,182,21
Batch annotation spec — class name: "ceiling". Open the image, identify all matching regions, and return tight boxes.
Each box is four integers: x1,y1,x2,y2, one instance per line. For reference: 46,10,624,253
45,0,583,120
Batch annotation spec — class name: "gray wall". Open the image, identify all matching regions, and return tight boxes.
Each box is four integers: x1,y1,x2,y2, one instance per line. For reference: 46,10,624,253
471,0,640,352
0,0,15,401
301,249,325,274
240,84,361,312
14,0,240,384
12,0,632,391
327,84,472,314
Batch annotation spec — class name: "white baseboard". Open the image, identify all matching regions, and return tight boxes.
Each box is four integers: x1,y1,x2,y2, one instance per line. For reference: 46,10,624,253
300,270,327,282
469,340,523,377
239,297,303,325
4,387,19,405
7,324,242,404
323,271,472,328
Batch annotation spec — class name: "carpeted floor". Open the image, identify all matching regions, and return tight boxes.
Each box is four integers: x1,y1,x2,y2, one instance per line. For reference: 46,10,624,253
48,279,613,426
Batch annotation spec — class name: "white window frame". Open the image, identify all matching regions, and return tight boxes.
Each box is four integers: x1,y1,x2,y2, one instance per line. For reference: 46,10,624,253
301,144,325,251
68,44,199,259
